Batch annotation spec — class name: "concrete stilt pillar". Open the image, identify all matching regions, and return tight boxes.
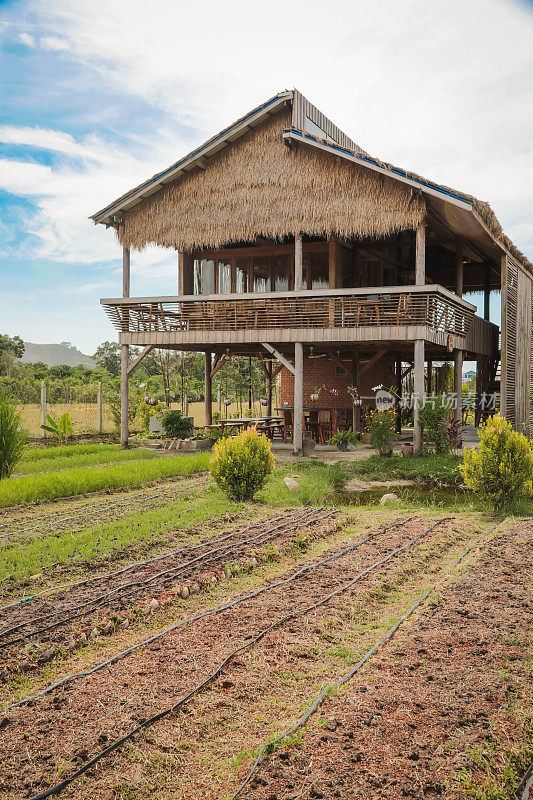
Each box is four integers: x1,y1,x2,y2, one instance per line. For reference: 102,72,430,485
413,339,424,455
293,342,304,456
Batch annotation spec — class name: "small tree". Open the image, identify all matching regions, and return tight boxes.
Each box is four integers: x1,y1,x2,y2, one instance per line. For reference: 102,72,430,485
367,409,398,456
209,427,275,501
419,396,457,454
461,415,533,510
0,395,27,478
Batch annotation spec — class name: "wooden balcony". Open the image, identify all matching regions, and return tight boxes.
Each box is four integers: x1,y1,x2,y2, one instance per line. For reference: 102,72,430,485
101,285,495,355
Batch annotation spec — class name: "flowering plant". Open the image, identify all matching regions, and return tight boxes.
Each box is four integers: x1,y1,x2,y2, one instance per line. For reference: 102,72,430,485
347,386,361,406
329,388,339,397
365,408,398,456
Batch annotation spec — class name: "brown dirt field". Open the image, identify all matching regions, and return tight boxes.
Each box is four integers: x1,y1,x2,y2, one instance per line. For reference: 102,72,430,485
0,515,487,799
242,521,533,800
0,508,338,669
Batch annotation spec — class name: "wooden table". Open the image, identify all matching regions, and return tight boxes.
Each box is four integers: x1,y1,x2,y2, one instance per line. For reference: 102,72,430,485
206,416,282,438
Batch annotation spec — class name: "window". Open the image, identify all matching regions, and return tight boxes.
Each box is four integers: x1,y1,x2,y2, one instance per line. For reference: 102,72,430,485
304,117,330,140
235,259,248,293
252,257,271,292
273,255,290,291
217,260,232,294
193,259,215,295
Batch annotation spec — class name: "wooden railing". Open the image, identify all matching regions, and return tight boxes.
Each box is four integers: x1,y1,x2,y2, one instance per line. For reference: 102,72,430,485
101,285,475,338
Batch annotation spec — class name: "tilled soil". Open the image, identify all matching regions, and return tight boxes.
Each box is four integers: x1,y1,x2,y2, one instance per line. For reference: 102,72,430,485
0,516,465,799
0,508,338,670
243,521,533,800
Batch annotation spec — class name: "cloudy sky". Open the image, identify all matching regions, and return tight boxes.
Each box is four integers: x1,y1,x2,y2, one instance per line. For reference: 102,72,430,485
1,0,532,354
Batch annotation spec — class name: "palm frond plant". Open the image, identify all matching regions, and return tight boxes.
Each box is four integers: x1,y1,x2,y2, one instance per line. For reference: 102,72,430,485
40,412,73,445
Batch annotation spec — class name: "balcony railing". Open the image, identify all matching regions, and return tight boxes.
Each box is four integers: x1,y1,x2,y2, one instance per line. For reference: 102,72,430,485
102,285,475,339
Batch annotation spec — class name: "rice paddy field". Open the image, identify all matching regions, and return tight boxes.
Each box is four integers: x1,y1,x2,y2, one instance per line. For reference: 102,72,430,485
0,443,530,800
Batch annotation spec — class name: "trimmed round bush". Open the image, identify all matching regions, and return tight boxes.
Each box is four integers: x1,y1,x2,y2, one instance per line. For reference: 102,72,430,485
461,414,533,509
209,427,275,501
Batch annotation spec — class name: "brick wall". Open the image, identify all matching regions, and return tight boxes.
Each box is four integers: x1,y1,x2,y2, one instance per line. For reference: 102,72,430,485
279,354,397,410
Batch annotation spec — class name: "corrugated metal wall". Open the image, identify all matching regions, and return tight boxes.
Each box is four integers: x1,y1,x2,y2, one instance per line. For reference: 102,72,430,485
502,254,533,430
291,90,366,155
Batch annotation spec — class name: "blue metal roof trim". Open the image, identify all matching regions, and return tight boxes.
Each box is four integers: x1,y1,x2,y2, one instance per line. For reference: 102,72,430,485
288,128,471,206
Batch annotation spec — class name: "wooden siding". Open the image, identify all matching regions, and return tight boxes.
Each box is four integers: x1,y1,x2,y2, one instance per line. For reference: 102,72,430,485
291,90,364,153
501,254,533,430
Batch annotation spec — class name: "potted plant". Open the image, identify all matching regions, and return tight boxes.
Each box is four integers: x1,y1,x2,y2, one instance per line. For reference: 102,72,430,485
347,386,362,407
328,430,360,452
367,408,398,456
309,385,325,403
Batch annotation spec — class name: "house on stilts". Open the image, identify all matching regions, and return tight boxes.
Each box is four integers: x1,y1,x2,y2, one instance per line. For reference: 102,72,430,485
92,89,532,453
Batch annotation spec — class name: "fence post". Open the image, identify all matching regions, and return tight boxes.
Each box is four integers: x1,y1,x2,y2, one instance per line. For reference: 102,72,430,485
40,380,46,438
97,381,103,434
217,388,221,413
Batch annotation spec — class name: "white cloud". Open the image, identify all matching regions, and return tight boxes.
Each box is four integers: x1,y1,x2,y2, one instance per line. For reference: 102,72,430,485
19,32,35,46
5,0,533,267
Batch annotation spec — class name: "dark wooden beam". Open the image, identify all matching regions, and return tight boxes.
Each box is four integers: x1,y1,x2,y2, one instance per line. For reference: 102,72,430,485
359,348,387,376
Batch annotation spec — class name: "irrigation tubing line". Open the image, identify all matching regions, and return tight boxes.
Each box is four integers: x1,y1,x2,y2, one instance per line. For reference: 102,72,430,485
5,515,417,712
24,514,439,800
0,478,207,537
0,508,325,645
0,508,303,618
229,518,506,800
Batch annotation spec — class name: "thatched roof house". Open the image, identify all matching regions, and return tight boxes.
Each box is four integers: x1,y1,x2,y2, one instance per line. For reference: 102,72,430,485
93,89,532,450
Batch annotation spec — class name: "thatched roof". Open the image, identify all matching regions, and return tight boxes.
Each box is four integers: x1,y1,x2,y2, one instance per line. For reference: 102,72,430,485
117,109,425,252
91,89,530,272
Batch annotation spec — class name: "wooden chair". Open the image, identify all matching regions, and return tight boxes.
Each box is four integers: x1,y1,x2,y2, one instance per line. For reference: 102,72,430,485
281,408,294,443
317,410,333,444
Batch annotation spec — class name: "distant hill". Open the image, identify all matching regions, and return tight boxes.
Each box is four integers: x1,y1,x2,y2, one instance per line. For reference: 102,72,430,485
19,342,95,368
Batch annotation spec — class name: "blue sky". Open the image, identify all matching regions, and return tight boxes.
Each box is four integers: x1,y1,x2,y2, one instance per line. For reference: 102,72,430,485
1,0,532,354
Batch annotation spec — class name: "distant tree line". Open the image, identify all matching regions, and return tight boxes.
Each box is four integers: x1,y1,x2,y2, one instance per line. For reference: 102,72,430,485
1,336,274,413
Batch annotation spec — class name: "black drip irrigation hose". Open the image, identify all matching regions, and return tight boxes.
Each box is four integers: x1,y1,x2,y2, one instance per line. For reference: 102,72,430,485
0,508,305,623
0,508,330,647
24,514,436,800
0,478,207,537
5,514,416,713
515,761,533,800
228,519,505,800
0,508,296,614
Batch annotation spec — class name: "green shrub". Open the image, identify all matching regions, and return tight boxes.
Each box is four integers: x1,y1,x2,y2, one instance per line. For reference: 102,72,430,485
0,395,27,479
461,414,533,510
366,408,398,456
209,427,275,501
40,411,73,445
419,396,456,454
160,410,194,439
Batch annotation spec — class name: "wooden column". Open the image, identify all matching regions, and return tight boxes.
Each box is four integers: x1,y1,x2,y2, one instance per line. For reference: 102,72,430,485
427,360,433,394
293,342,304,455
484,264,491,321
178,251,194,295
266,361,273,419
40,380,46,438
395,358,402,434
413,340,424,454
328,237,338,289
454,349,463,445
120,243,130,448
205,352,213,428
352,352,359,432
415,221,426,286
294,233,304,291
455,238,463,297
120,344,129,447
97,381,103,434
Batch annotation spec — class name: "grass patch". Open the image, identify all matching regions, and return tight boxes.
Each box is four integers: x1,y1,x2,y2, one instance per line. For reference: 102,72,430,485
257,460,348,506
349,453,463,486
21,443,121,462
0,486,241,584
15,447,159,476
0,451,211,507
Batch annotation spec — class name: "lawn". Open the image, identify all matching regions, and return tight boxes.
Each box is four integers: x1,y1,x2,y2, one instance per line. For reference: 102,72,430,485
0,451,211,507
16,445,160,475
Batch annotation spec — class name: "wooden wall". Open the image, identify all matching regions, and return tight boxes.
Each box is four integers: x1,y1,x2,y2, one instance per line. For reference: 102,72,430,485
501,254,533,430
